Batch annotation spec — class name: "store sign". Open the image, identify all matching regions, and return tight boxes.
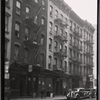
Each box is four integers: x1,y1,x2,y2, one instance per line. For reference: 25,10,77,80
28,65,32,72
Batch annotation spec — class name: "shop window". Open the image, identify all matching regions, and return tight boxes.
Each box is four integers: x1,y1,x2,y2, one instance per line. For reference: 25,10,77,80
16,0,21,15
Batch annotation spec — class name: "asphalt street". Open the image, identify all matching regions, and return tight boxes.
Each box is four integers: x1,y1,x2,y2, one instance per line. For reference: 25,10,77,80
11,97,96,100
58,98,96,100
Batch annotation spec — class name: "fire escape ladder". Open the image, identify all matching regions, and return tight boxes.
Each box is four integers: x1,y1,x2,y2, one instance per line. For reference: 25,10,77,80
31,26,42,42
31,5,43,21
33,45,41,64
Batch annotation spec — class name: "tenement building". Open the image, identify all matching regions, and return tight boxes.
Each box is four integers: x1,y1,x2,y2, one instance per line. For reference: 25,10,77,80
5,0,13,98
69,11,94,89
46,0,71,96
5,0,48,98
4,0,95,99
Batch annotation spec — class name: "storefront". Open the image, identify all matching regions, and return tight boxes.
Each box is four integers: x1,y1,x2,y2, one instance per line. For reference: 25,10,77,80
9,63,70,98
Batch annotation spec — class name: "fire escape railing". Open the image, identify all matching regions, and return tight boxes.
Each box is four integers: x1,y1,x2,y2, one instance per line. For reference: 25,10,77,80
23,5,43,65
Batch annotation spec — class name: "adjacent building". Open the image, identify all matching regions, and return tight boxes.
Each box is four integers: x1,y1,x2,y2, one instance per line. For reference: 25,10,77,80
5,0,95,99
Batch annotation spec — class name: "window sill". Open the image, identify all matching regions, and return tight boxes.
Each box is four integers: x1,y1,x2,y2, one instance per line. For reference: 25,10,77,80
49,49,52,52
5,31,9,34
5,5,10,9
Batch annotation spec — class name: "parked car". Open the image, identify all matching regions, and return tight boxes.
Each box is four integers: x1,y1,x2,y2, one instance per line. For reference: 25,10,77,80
66,89,81,100
66,88,87,100
84,88,96,98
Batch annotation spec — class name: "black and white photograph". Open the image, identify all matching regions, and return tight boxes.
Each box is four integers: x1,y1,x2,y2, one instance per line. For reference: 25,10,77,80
4,0,97,100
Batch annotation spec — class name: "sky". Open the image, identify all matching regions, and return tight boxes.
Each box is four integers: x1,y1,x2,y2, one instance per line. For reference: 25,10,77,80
64,0,97,78
64,0,97,25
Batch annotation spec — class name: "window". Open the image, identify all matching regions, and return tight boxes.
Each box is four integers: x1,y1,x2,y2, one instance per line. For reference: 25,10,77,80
60,44,63,52
5,40,8,60
42,0,45,5
34,16,37,24
65,61,67,72
14,45,20,61
60,14,63,20
69,63,72,74
60,29,63,36
26,6,30,19
55,10,58,19
55,41,58,52
65,46,67,54
41,34,45,46
65,18,68,23
54,58,57,66
70,49,72,58
70,34,72,44
5,16,9,33
25,27,29,40
16,1,21,15
35,0,38,3
55,25,58,35
49,38,52,50
40,54,44,67
48,56,52,69
60,60,62,69
24,48,29,63
5,0,10,7
70,20,72,31
15,22,20,38
49,22,52,33
50,5,53,17
41,17,45,25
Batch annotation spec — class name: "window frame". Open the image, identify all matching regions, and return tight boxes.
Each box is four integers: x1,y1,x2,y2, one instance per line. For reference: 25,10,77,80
49,38,52,51
50,5,53,17
15,21,20,38
5,15,9,33
16,0,21,15
14,45,20,61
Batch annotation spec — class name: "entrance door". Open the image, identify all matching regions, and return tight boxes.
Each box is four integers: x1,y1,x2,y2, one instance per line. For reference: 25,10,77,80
20,75,27,96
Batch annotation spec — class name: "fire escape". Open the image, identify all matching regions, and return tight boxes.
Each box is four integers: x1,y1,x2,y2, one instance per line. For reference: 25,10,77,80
23,4,43,65
53,18,68,71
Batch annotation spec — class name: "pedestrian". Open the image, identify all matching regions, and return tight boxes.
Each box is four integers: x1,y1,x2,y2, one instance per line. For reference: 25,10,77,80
41,88,46,98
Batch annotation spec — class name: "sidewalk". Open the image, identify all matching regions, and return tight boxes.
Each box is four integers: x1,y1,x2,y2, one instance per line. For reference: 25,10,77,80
11,96,67,100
